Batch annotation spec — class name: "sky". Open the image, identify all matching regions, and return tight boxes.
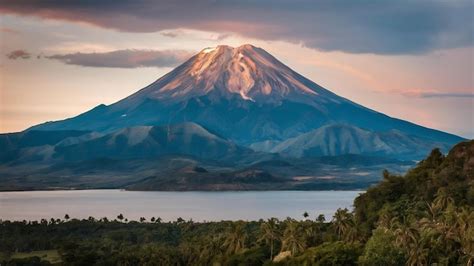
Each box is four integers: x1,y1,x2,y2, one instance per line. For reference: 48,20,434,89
0,0,473,138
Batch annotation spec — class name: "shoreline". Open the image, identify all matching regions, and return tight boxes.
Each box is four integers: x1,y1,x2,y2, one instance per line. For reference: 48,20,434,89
0,187,368,193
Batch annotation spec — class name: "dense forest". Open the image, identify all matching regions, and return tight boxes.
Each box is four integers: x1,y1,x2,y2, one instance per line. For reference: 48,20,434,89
1,140,473,265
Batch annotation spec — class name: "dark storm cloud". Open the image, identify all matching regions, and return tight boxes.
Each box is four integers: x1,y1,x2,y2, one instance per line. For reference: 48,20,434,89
1,0,472,54
46,49,194,68
6,49,31,59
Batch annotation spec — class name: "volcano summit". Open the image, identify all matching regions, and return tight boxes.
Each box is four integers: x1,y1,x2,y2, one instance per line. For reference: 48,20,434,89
0,44,464,190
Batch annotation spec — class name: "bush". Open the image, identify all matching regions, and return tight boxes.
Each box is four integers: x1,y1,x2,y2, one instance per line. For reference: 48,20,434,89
294,241,362,266
358,228,406,266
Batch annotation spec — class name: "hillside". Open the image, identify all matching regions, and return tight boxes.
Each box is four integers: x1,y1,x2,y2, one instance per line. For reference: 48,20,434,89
265,124,454,160
354,140,474,231
1,141,472,265
0,44,465,191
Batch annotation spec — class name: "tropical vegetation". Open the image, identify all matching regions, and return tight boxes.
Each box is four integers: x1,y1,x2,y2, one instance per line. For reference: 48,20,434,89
1,140,472,265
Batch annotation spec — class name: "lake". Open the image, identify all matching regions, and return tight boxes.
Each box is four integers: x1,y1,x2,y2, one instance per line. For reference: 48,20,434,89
0,190,363,222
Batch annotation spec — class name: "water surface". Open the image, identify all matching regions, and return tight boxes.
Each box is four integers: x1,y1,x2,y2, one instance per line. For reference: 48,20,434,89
0,190,363,221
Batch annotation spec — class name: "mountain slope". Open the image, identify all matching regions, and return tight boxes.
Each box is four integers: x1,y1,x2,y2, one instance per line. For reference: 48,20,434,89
266,124,454,159
1,123,250,164
29,44,463,151
0,130,92,162
54,122,250,161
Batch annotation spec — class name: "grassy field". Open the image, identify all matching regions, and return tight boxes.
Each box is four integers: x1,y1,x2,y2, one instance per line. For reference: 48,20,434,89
1,250,61,264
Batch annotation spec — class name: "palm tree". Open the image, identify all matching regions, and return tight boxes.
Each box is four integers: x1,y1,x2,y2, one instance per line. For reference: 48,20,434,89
433,187,454,210
258,218,280,260
315,214,325,223
376,212,399,231
281,220,305,256
200,235,224,263
331,208,354,240
303,212,309,219
393,222,430,266
303,223,320,247
425,201,441,222
407,237,429,266
454,207,474,265
393,222,414,250
222,222,247,254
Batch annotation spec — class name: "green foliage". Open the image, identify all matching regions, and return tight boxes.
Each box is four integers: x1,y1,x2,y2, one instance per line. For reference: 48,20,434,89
358,228,406,265
225,247,269,266
293,241,362,266
0,141,472,265
2,256,52,266
354,141,474,231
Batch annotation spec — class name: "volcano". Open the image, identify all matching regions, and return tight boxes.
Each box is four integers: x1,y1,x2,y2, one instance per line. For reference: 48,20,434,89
0,44,465,190
31,44,462,148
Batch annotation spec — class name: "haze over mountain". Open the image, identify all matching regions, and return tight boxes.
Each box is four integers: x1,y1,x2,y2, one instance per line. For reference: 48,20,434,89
0,44,465,190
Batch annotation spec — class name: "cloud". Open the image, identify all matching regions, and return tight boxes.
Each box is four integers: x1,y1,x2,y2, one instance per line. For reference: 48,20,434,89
214,33,232,41
46,49,194,68
398,89,474,99
160,31,179,38
6,49,31,59
1,27,18,34
0,0,472,54
419,92,474,98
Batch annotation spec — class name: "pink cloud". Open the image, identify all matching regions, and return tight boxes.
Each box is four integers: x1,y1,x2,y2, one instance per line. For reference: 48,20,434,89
6,49,31,59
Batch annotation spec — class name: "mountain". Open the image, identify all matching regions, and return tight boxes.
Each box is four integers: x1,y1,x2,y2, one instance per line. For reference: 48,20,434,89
30,44,463,149
0,123,249,163
0,130,92,162
0,44,466,191
259,124,455,159
55,122,253,161
0,123,412,191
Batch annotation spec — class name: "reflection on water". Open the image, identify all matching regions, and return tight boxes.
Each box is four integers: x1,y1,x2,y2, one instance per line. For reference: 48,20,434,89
0,190,363,222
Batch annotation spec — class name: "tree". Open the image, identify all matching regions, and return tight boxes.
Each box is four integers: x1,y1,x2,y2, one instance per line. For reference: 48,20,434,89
454,207,474,265
303,212,309,219
199,235,224,263
316,214,326,223
359,228,406,265
303,223,321,247
297,241,362,266
281,220,306,255
64,214,70,221
392,222,429,266
433,188,454,211
117,214,124,222
258,218,280,260
222,222,247,255
331,208,354,240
